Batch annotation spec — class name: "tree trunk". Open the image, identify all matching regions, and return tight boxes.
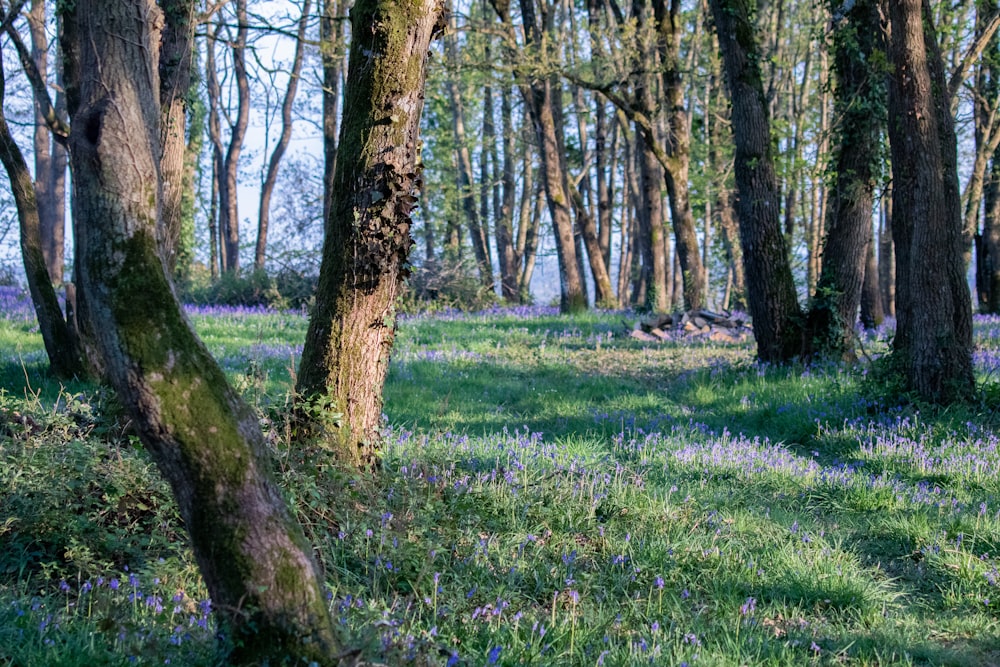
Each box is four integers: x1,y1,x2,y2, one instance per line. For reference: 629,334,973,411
255,0,311,271
0,38,83,379
807,0,884,357
63,1,338,662
709,0,803,361
571,86,616,307
635,132,669,311
654,0,705,310
860,235,885,328
716,189,747,311
322,0,347,225
297,0,444,465
205,21,228,271
28,0,66,285
878,192,895,316
445,22,494,291
886,0,974,401
569,179,616,306
221,0,249,273
517,146,540,301
974,0,1000,312
497,75,520,301
529,76,588,312
158,0,195,276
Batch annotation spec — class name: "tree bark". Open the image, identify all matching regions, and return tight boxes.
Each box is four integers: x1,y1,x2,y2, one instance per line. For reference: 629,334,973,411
708,0,803,361
860,235,885,328
878,192,895,316
518,145,540,300
157,0,195,276
635,131,668,311
807,0,885,357
255,0,311,271
205,20,227,272
297,0,444,465
974,0,1000,312
570,86,616,307
497,0,586,312
497,74,521,300
63,1,338,661
886,0,974,401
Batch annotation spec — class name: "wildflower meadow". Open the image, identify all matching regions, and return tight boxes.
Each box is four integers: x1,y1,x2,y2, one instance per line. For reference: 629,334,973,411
3,284,1000,665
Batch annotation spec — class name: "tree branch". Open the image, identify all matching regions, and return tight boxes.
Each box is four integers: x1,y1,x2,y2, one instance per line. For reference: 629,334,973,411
561,69,675,176
3,9,70,140
949,11,1000,101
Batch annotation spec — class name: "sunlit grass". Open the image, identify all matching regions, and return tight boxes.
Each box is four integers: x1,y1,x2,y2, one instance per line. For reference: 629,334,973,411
2,286,1000,665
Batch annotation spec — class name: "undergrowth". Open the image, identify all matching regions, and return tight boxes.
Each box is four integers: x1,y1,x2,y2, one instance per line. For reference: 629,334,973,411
2,293,1000,665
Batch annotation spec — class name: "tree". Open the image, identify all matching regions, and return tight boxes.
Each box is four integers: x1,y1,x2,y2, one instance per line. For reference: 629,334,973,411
973,0,1000,312
62,1,338,661
255,0,312,272
206,0,249,273
0,4,82,380
708,0,804,362
444,19,495,292
653,0,706,311
807,0,886,356
489,0,588,313
297,0,446,465
26,0,67,285
886,0,974,401
157,0,196,276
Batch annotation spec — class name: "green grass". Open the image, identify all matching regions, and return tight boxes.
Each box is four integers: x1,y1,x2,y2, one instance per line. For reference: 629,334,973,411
3,301,1000,665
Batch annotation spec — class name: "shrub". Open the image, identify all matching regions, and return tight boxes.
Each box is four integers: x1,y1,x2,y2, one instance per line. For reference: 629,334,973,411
179,268,317,310
400,255,498,313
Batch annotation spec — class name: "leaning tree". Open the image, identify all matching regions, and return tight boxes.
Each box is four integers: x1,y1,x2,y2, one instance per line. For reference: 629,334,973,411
62,1,339,662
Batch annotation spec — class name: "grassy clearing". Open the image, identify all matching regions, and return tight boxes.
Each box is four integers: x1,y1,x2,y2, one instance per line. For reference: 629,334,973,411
2,286,1000,665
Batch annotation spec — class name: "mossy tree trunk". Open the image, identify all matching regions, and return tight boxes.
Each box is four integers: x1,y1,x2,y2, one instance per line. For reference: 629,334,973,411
708,0,804,362
807,0,886,356
62,2,339,662
886,0,975,401
297,0,445,466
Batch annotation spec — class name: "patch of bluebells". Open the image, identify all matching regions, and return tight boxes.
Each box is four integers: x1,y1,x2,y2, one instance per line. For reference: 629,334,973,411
182,303,305,318
0,285,38,324
601,417,1000,512
4,568,215,662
